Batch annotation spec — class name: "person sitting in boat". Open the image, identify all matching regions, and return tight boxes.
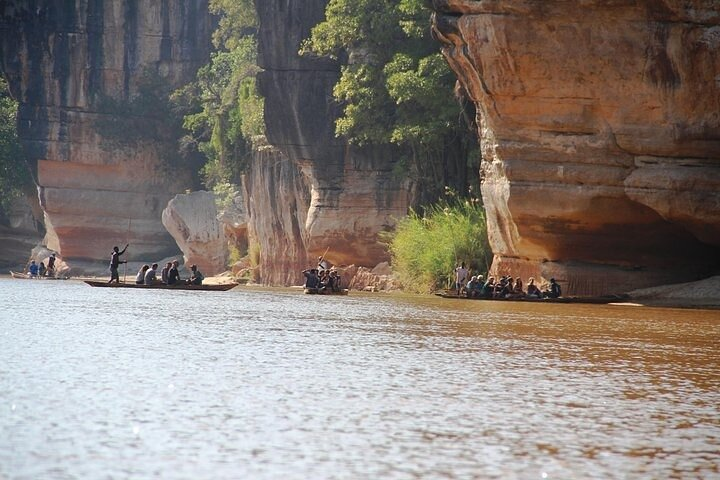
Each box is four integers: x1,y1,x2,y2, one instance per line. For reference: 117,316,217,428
46,253,56,277
465,276,481,298
135,264,150,284
494,276,512,298
526,277,542,298
167,260,181,285
303,268,320,290
160,262,172,284
507,277,524,298
329,270,342,292
543,278,562,298
144,263,159,285
189,265,204,285
27,260,39,277
38,261,46,277
481,277,495,298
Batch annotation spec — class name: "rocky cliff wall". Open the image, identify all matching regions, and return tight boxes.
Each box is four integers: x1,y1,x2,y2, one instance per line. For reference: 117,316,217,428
254,0,411,283
0,1,214,271
431,0,720,295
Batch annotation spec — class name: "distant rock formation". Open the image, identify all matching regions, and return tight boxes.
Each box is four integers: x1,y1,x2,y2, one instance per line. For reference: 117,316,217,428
431,0,720,295
0,1,214,270
162,191,227,276
254,0,412,284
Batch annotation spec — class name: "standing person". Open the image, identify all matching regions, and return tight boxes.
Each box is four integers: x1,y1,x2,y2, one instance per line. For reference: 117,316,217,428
160,262,172,284
38,262,46,277
188,264,204,285
108,244,129,284
167,260,181,285
46,253,56,277
454,262,468,294
317,256,329,272
144,263,159,285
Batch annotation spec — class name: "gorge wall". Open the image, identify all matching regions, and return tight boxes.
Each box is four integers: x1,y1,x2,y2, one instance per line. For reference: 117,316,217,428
254,0,412,285
431,0,720,295
0,1,214,270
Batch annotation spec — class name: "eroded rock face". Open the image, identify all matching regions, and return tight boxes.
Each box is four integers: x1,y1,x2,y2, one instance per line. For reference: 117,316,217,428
255,0,412,280
431,0,720,295
0,1,214,270
162,191,227,276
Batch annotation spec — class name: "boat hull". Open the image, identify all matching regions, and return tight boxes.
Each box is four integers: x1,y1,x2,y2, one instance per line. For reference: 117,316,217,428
10,271,67,280
304,287,349,295
435,291,629,304
84,280,237,291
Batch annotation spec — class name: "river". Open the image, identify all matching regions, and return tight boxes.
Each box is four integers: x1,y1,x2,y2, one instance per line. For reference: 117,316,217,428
1,278,718,479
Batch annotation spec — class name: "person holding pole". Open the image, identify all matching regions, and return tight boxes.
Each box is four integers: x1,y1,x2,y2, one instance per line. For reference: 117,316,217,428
108,244,129,284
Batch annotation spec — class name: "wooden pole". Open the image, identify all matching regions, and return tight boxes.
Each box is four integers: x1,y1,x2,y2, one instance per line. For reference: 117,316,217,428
123,218,131,283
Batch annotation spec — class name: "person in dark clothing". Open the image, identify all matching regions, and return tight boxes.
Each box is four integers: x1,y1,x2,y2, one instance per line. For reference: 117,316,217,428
167,260,181,285
544,278,562,298
188,264,204,285
46,254,56,277
303,268,320,289
160,262,172,284
108,244,129,283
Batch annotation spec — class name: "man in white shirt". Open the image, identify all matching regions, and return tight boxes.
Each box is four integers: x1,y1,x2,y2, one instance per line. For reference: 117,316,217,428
455,262,468,293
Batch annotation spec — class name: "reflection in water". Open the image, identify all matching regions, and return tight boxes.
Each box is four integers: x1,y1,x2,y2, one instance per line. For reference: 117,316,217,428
1,279,718,479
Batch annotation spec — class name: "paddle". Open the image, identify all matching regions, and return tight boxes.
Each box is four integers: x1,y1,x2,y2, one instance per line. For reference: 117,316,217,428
318,246,330,270
123,219,131,283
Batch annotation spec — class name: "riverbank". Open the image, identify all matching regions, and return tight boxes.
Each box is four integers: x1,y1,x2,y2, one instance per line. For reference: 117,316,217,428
628,275,720,309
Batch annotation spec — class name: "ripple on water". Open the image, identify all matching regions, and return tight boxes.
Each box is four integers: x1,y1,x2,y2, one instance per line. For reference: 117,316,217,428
1,279,719,479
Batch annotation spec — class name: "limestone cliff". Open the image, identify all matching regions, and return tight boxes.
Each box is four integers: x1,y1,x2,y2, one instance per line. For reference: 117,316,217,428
431,0,720,295
0,1,214,271
254,0,411,284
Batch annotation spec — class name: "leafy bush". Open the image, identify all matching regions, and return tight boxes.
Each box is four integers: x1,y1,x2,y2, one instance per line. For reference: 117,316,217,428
386,195,491,293
0,78,31,215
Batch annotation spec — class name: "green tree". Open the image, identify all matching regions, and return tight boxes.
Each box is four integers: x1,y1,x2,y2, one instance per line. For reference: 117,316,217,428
385,194,491,293
302,0,478,202
172,0,264,189
0,77,32,216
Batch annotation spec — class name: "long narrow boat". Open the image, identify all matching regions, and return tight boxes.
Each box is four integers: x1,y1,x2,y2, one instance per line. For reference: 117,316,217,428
84,280,237,291
304,287,349,295
10,270,68,280
435,291,629,304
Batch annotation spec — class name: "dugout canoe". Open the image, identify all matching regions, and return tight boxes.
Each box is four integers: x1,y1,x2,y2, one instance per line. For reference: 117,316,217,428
435,291,629,304
10,270,68,280
84,280,237,291
303,287,349,295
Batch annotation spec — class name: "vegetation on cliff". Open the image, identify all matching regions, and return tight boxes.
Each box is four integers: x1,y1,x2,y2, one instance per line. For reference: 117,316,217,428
172,0,264,190
386,192,491,293
301,0,479,203
0,78,31,215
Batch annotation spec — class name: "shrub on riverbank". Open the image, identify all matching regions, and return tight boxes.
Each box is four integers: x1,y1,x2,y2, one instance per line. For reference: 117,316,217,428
387,197,491,293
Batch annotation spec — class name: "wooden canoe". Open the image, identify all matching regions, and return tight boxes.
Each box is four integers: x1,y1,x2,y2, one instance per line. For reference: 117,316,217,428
304,287,349,295
10,270,67,280
84,280,238,291
435,291,629,304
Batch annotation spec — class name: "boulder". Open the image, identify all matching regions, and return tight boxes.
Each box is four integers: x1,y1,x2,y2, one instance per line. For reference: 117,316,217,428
162,191,227,276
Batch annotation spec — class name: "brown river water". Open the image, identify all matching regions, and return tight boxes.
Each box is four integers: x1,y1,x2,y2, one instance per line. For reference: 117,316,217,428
1,278,718,479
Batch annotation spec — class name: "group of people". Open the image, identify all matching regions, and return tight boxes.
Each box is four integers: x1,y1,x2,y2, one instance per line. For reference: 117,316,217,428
302,256,342,293
108,244,204,286
454,262,562,299
26,254,57,278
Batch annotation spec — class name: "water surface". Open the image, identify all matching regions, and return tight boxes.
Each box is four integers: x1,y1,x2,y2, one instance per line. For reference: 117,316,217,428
1,278,718,479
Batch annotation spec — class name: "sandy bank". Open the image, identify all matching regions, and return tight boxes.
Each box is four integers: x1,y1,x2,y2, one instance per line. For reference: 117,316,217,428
628,276,720,309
